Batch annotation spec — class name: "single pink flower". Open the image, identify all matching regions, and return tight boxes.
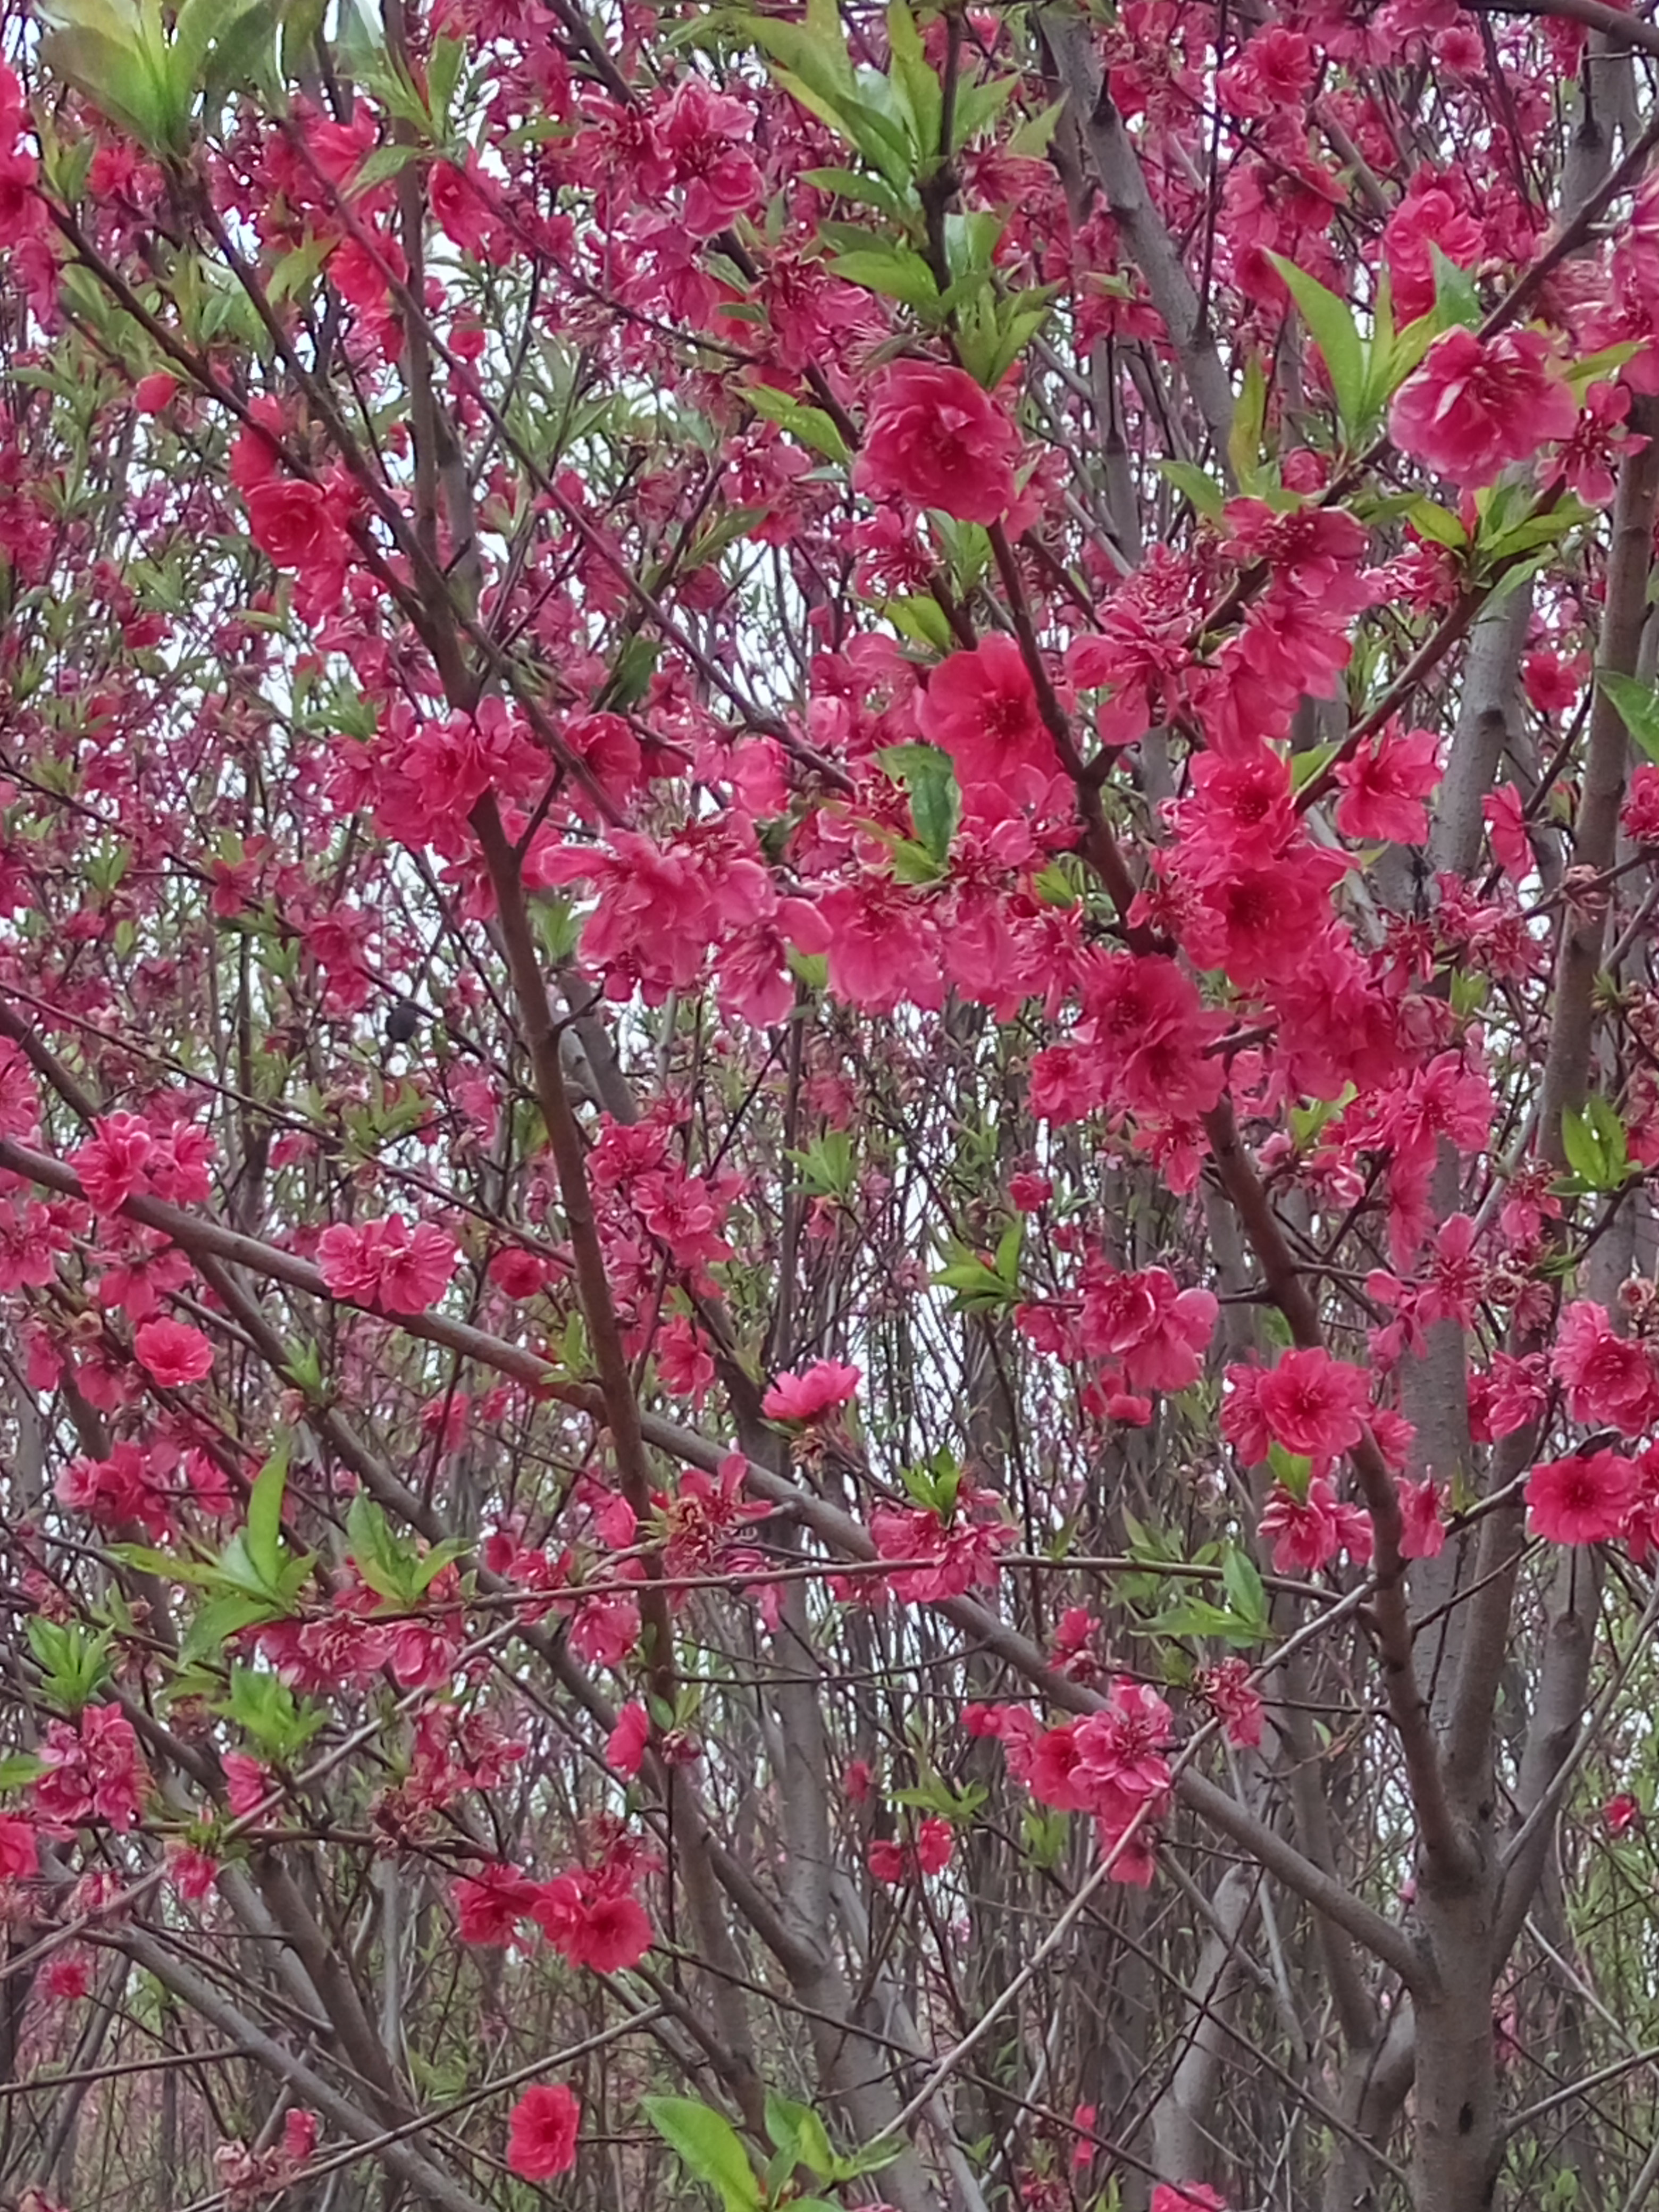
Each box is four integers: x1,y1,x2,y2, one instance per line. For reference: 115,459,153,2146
133,1317,214,1387
0,1815,36,1879
1604,1792,1643,1837
916,632,1060,792
507,2083,581,2180
1255,1348,1370,1463
854,361,1020,524
606,1702,650,1778
1334,725,1442,845
454,1864,536,1946
1396,1476,1448,1560
1552,1301,1659,1435
1527,1451,1638,1545
1389,326,1577,487
761,1359,861,1422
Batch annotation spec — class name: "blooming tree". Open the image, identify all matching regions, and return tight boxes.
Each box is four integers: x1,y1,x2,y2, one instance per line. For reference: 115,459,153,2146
0,0,1656,2208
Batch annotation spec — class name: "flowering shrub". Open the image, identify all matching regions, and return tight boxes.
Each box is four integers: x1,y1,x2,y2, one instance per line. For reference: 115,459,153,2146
0,3,1653,2209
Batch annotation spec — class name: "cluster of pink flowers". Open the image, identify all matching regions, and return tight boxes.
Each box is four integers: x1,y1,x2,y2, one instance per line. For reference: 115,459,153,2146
868,1815,954,1884
316,1214,459,1314
32,1707,145,1834
868,1481,1015,1603
454,1857,654,1974
71,1110,215,1218
976,1681,1175,1887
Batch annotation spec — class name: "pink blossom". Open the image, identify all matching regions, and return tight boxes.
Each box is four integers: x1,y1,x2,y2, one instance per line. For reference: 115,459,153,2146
606,1702,650,1777
0,1815,36,1878
1604,1792,1643,1837
1389,326,1578,487
33,1707,144,1834
316,1216,459,1316
855,362,1020,524
1152,2187,1228,2212
1552,1300,1659,1435
1527,1451,1638,1545
530,1871,653,1973
761,1359,861,1422
72,1112,154,1214
1334,725,1442,844
507,2084,580,2180
916,634,1060,793
1258,1476,1372,1573
1396,1477,1448,1560
1079,1265,1218,1392
133,1317,214,1387
1254,1348,1370,1463
455,1863,536,1946
1197,1658,1264,1748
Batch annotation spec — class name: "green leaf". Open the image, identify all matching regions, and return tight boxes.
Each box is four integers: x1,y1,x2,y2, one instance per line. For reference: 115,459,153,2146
1431,245,1482,331
742,382,850,464
764,2093,834,2179
828,245,940,311
878,742,960,864
1228,353,1269,489
1267,1443,1312,1503
1006,96,1066,158
245,1439,291,1589
349,141,420,194
799,165,910,219
182,1588,281,1666
885,0,941,161
0,1753,45,1791
27,1620,113,1715
1405,498,1468,550
1157,459,1226,521
641,2096,762,2212
950,72,1016,149
1562,1094,1631,1192
425,31,465,134
1290,741,1337,792
1598,669,1659,766
1267,253,1367,441
217,1663,326,1758
883,594,954,653
745,0,856,101
1221,1544,1271,1635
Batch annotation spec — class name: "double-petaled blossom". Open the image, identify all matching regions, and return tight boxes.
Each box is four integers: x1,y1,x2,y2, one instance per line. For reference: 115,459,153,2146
529,1869,654,1973
868,1484,1013,1602
1527,1451,1639,1545
316,1216,458,1315
1396,1477,1448,1559
507,2084,581,2180
1551,1300,1659,1434
133,1316,214,1387
1078,1264,1218,1393
1334,725,1442,844
1227,1349,1370,1467
854,362,1020,524
916,634,1061,794
1389,326,1578,486
1197,1658,1264,1748
761,1359,861,1422
33,1707,145,1833
1258,1476,1374,1574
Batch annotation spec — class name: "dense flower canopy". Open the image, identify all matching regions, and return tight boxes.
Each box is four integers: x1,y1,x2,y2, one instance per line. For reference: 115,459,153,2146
0,0,1655,2209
